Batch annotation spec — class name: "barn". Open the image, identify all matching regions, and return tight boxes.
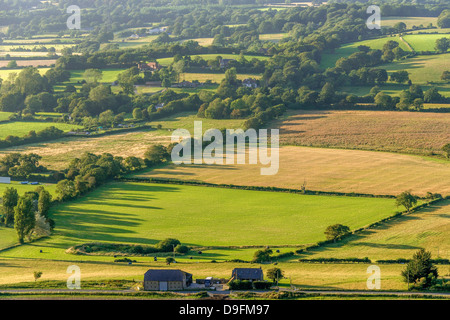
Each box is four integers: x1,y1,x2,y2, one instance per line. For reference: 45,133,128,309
143,269,192,291
231,268,264,282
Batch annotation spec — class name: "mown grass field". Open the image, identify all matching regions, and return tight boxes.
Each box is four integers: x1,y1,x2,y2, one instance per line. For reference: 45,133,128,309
138,145,450,197
298,199,450,262
271,110,450,155
0,181,397,258
403,34,450,52
0,122,82,139
0,112,245,170
180,72,262,83
259,33,288,41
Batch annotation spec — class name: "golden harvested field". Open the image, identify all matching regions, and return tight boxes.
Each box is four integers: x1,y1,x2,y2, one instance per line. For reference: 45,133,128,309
0,130,169,170
0,258,422,291
272,110,450,155
298,199,450,261
136,145,450,196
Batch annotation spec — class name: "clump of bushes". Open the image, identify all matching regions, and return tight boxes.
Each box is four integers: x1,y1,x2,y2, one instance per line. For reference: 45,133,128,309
114,258,136,263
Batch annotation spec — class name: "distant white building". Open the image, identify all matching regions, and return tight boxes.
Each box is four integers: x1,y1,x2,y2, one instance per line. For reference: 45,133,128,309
0,177,11,184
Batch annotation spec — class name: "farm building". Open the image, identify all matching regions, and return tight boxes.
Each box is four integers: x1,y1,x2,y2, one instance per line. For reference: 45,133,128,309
242,78,258,88
231,268,264,281
143,269,193,291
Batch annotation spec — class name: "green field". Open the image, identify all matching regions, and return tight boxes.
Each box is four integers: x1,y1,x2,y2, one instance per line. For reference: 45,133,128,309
382,16,438,29
297,199,450,261
0,112,13,121
0,122,82,139
320,36,411,69
403,34,450,51
0,182,398,256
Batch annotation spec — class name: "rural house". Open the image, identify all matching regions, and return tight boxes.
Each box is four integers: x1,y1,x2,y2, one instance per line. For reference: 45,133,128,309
143,269,193,291
242,78,258,88
138,61,161,72
231,268,264,282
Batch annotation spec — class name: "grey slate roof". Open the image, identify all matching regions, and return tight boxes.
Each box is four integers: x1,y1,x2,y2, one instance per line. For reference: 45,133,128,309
144,269,191,282
232,268,263,280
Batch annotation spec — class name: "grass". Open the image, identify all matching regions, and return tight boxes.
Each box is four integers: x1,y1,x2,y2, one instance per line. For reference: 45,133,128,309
271,110,450,156
382,17,438,29
0,60,56,68
259,33,288,41
403,34,450,52
0,122,82,139
137,145,450,197
0,181,397,250
320,36,411,69
296,199,450,261
0,112,13,121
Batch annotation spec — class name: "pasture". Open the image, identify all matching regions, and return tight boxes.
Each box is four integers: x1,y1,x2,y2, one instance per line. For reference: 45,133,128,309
297,199,450,261
402,34,450,52
137,145,450,197
0,181,398,254
0,122,82,139
382,16,438,29
320,36,410,69
180,72,262,83
0,112,13,121
0,60,56,68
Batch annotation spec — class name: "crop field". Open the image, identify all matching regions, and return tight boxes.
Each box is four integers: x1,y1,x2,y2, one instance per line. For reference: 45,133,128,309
157,54,270,66
298,199,450,261
271,110,450,155
0,122,82,139
0,112,245,170
137,145,450,197
402,34,450,51
0,60,56,67
382,16,438,29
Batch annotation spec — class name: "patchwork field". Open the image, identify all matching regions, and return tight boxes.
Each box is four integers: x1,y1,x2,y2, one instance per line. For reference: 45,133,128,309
0,68,50,80
0,113,245,170
0,60,56,67
0,112,13,121
299,199,450,261
137,146,450,197
272,110,450,155
0,122,82,139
